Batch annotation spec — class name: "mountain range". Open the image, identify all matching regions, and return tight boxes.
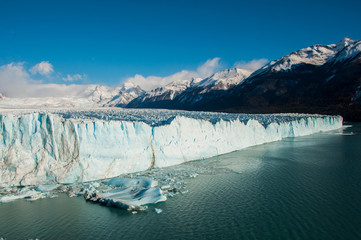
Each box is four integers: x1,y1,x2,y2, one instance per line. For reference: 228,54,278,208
126,37,361,121
1,38,360,121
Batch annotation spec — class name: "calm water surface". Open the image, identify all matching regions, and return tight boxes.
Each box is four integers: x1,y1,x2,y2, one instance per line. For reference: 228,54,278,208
0,123,360,240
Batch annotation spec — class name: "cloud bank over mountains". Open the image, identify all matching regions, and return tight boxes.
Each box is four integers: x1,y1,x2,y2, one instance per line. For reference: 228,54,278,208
123,58,223,91
123,58,268,91
0,63,88,98
0,58,268,98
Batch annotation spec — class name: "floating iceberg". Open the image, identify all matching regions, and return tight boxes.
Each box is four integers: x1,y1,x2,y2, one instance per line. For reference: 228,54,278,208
82,176,165,210
0,108,342,187
84,184,166,211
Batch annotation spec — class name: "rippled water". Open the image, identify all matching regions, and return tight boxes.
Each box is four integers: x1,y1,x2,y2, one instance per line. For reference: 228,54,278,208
1,123,361,240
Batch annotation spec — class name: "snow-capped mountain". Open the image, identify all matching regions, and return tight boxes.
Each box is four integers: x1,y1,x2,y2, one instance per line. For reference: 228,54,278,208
126,38,361,121
0,83,145,109
106,83,145,107
252,37,360,75
126,77,203,108
174,68,252,105
85,82,145,107
146,77,203,100
127,68,252,108
85,85,121,105
196,68,252,91
173,38,361,121
1,38,360,120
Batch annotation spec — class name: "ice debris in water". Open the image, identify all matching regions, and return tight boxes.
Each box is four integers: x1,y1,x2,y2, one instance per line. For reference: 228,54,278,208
154,208,162,214
79,161,215,211
0,155,223,211
0,186,57,203
0,151,233,214
79,162,218,210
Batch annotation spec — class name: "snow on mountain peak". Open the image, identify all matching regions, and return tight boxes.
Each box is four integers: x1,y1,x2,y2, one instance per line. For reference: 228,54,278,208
197,68,252,91
104,83,145,107
122,80,137,90
85,85,119,104
254,38,361,74
144,77,201,101
335,37,354,50
84,83,145,107
333,38,361,62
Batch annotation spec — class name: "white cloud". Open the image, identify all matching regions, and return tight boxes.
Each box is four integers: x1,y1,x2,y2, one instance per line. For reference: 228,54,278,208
197,57,221,77
233,58,269,71
30,61,54,75
0,63,89,98
0,63,29,96
0,57,269,98
124,57,222,91
62,73,86,82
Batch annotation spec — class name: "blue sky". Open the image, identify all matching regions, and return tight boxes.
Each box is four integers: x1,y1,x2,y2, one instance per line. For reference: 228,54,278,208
1,0,361,94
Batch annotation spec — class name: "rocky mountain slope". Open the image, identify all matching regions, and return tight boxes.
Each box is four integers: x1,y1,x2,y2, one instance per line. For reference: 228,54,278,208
126,38,361,121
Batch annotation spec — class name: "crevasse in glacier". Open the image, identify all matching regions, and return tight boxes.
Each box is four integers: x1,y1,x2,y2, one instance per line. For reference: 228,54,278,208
0,108,343,186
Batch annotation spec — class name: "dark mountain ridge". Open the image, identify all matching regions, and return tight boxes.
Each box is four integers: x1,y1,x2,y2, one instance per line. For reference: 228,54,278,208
126,38,361,121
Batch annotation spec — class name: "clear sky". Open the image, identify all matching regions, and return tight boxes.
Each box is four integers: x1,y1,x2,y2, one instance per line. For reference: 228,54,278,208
1,0,361,91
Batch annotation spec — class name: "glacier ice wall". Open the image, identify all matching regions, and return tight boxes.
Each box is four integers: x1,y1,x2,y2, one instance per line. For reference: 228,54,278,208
0,109,342,186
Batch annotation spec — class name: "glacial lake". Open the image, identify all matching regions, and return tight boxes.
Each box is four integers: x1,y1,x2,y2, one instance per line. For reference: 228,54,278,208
0,123,360,240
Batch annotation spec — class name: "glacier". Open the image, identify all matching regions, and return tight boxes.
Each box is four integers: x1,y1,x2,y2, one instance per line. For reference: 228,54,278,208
0,108,342,187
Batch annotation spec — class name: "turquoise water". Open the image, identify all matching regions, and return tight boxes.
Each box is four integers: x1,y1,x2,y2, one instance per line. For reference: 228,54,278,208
0,124,361,240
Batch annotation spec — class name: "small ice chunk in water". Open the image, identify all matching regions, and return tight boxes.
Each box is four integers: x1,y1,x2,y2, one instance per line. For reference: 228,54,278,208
154,208,162,214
